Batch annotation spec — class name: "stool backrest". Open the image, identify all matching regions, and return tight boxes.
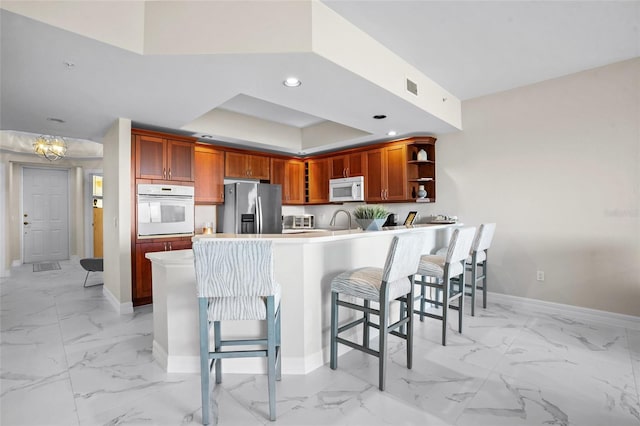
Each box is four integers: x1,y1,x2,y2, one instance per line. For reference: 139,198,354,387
193,240,277,298
445,227,477,264
472,223,496,253
382,232,425,283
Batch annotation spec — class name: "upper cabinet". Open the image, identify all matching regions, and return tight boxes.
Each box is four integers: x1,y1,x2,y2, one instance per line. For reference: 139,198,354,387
225,151,270,179
271,158,305,205
364,144,407,202
328,152,365,179
406,137,436,202
194,144,225,204
306,158,330,204
134,130,195,182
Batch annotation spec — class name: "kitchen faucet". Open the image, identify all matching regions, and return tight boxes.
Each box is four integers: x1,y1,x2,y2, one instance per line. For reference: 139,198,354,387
329,209,352,230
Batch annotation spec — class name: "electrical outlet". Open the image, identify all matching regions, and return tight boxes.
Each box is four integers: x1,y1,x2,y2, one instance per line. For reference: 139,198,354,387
536,270,545,281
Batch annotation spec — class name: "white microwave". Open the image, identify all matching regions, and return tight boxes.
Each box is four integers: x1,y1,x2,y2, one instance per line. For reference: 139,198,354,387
329,176,365,202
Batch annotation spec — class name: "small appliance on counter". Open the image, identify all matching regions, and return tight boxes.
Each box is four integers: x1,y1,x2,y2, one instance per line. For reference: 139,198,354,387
429,215,458,224
283,214,315,230
383,213,397,227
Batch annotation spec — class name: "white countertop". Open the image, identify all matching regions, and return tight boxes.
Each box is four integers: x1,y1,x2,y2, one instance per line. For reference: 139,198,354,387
191,223,460,244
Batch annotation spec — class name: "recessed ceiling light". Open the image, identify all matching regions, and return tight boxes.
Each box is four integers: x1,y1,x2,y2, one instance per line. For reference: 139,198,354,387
283,77,301,87
387,130,397,136
63,61,75,68
46,117,66,123
373,114,387,120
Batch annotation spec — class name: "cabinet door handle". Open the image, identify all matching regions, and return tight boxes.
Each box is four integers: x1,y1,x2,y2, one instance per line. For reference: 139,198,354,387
168,168,171,179
163,242,167,250
163,168,166,179
346,167,350,177
168,242,172,251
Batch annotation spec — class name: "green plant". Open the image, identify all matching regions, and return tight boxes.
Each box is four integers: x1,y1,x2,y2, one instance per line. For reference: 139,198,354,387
352,205,389,219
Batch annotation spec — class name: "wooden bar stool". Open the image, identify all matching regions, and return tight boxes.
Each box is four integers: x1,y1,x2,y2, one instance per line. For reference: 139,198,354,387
193,240,281,424
414,227,476,346
330,232,424,391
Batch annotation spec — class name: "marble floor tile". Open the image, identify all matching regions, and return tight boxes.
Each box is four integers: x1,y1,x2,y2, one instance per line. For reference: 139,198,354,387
1,261,639,426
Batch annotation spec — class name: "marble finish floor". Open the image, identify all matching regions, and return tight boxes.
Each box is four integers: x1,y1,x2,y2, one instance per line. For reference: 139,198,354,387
1,260,639,425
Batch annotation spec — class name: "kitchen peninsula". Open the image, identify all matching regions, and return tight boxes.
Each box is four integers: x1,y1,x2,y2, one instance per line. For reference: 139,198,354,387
146,224,459,375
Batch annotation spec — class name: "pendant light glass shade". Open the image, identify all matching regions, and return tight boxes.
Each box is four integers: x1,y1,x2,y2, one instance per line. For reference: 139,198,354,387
33,135,67,161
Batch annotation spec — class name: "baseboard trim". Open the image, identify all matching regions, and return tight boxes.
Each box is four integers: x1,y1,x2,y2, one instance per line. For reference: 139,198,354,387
488,292,640,330
102,285,134,315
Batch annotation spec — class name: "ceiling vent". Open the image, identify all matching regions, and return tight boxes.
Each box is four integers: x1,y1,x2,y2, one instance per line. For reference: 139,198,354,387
406,78,418,96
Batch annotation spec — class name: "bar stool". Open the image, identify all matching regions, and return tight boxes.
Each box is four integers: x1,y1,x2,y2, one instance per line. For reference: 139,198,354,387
467,223,496,315
414,227,476,346
193,240,281,424
435,223,496,316
330,232,424,391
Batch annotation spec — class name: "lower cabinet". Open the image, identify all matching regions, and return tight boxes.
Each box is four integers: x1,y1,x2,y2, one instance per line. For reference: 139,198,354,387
133,238,192,306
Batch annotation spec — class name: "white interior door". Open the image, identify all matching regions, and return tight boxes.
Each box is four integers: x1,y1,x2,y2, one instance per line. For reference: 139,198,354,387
23,167,69,263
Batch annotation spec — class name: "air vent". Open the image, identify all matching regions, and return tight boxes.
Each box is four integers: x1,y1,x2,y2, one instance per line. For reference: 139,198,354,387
406,78,418,96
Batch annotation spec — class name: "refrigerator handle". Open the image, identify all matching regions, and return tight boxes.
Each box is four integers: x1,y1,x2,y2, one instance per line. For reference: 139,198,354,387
256,196,263,234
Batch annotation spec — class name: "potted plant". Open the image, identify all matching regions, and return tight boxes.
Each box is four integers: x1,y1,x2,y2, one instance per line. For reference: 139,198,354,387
353,205,389,231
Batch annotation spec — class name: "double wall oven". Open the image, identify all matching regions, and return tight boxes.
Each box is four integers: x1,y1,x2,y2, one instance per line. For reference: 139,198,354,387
137,184,194,237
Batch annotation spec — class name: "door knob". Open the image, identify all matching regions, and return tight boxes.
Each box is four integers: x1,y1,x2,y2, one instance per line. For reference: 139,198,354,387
23,221,29,225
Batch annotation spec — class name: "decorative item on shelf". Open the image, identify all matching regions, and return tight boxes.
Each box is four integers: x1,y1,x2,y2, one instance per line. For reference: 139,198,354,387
411,186,417,198
417,185,427,199
417,149,427,161
33,135,67,161
353,205,389,231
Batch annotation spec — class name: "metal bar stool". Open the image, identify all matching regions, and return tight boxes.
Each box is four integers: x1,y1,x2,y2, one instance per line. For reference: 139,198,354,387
413,227,476,346
330,232,424,391
193,240,281,424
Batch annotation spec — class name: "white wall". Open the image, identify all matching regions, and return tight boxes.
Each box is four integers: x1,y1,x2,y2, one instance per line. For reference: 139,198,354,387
102,118,133,312
434,58,640,316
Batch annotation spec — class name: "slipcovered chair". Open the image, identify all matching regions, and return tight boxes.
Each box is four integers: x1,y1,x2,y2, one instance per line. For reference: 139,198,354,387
435,223,496,316
414,227,476,346
79,258,103,287
193,240,281,424
330,232,424,391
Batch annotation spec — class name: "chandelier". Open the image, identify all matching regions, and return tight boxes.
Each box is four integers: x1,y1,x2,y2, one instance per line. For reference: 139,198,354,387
33,135,67,161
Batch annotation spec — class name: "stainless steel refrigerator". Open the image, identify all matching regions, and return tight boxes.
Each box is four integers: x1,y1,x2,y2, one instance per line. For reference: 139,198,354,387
217,183,283,234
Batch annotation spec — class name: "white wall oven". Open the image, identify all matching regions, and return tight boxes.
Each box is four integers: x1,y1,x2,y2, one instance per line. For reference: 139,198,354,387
137,184,194,237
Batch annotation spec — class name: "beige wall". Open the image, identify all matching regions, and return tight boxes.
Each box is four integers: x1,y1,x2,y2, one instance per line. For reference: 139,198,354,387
434,58,640,316
102,119,132,310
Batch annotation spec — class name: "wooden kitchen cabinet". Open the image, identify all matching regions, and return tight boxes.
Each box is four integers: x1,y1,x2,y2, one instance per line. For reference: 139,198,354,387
271,158,305,205
134,131,194,182
306,158,330,204
133,238,192,306
365,144,407,201
329,152,365,179
225,151,270,179
406,137,437,202
194,144,224,204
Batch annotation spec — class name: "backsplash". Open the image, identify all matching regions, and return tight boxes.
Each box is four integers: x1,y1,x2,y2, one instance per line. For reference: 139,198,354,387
198,202,456,233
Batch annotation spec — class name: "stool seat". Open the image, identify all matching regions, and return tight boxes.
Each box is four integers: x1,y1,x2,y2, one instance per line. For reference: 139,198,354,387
418,255,464,278
332,267,412,301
